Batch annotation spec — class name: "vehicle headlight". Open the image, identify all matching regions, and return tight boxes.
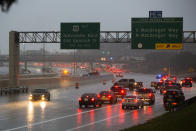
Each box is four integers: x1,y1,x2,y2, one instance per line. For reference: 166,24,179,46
41,95,45,100
134,82,137,85
29,94,32,100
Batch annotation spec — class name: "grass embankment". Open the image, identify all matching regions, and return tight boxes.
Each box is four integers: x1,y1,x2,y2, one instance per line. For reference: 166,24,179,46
122,102,196,131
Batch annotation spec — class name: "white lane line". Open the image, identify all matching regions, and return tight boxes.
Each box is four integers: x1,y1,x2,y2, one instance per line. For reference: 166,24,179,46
3,103,121,131
66,110,134,131
66,104,163,131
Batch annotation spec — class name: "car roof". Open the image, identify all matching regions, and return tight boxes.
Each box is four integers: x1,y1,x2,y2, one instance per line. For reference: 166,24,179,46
82,93,97,96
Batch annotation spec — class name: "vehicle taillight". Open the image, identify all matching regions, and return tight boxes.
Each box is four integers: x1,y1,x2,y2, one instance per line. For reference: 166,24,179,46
163,90,167,94
121,90,125,94
122,99,125,102
148,93,152,97
172,102,177,105
134,99,138,103
115,85,118,88
91,98,95,101
173,77,176,81
160,80,163,83
169,81,172,85
187,77,190,80
173,91,176,95
191,80,193,83
183,80,185,83
97,94,101,98
108,95,112,98
78,98,82,101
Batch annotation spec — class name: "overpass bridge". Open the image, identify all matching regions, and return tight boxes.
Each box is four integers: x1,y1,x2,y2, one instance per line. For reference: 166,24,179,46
7,31,196,89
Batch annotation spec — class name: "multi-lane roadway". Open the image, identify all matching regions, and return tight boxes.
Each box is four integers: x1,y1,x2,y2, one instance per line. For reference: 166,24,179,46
0,72,195,131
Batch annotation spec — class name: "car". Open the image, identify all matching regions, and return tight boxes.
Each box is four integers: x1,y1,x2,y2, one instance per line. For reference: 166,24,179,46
133,82,143,89
122,95,144,109
180,77,193,87
160,83,182,94
110,85,127,98
116,73,123,77
29,88,50,101
98,91,117,104
135,88,155,105
78,93,102,108
163,89,185,111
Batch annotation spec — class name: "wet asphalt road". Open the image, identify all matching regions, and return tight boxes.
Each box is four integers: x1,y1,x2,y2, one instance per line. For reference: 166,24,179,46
0,73,195,131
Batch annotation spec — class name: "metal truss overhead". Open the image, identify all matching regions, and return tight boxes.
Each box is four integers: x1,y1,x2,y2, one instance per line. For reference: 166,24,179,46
18,31,196,43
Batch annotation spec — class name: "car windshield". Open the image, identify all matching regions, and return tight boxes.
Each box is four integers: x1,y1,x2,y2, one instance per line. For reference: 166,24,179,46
137,89,153,93
33,89,46,93
100,91,110,95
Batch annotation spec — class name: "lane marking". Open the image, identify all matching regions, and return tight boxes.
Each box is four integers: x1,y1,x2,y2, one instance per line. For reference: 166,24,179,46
3,103,121,131
66,104,163,131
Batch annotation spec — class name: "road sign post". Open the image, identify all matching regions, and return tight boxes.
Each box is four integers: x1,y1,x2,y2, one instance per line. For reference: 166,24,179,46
60,23,100,49
131,17,183,49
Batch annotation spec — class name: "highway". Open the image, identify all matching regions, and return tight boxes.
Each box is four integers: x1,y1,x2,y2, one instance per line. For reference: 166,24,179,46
0,72,195,131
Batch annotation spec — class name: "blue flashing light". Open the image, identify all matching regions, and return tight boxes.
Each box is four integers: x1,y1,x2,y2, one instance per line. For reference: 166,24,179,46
110,57,113,60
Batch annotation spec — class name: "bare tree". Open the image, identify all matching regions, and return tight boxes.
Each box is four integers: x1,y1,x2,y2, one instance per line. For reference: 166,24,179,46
0,0,17,12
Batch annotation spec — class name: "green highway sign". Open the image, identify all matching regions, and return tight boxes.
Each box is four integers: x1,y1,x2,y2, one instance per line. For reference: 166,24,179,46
60,23,100,49
131,17,183,49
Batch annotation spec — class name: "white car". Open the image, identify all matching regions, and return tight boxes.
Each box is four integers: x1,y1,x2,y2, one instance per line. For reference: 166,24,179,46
122,96,144,109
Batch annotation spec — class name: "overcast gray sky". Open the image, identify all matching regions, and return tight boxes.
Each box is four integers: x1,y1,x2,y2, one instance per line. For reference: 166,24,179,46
0,0,196,54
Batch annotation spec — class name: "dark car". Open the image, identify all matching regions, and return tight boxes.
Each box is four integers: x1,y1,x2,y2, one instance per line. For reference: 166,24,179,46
181,77,193,87
110,85,127,98
122,95,144,109
78,93,102,108
136,88,155,105
160,83,182,94
163,89,185,111
98,91,117,104
29,89,50,101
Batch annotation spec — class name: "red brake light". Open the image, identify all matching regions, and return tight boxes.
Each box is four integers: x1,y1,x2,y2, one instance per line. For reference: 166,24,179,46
148,93,152,97
183,80,185,83
173,91,176,95
121,90,125,94
108,95,112,98
78,98,82,101
187,77,190,80
115,85,118,88
143,88,146,90
160,80,163,83
191,80,193,83
86,96,89,98
97,94,101,98
134,99,138,103
91,98,95,101
169,81,172,85
172,102,177,105
163,90,167,94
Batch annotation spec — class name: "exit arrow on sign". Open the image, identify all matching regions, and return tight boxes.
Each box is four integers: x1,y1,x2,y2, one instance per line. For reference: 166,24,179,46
155,43,183,50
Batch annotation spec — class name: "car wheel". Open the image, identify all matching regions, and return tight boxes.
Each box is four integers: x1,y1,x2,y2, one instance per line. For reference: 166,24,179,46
79,104,82,108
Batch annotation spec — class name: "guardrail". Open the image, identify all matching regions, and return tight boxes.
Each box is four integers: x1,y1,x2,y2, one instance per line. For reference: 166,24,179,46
0,86,28,96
